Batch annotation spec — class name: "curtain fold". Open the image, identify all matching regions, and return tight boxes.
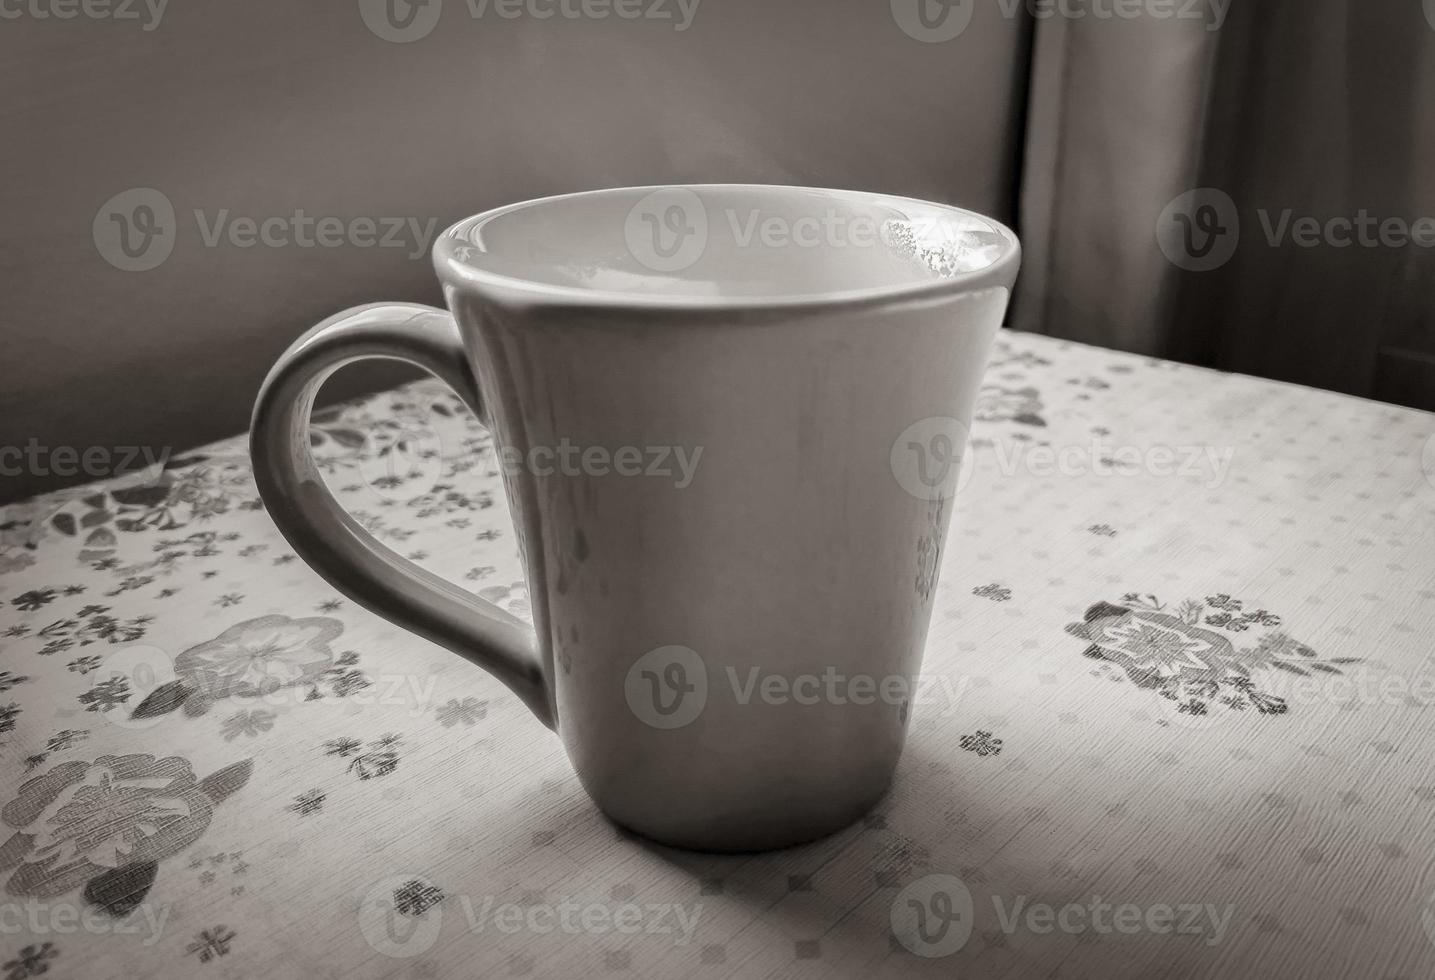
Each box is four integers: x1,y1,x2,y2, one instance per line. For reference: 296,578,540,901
1013,11,1222,353
1013,1,1435,409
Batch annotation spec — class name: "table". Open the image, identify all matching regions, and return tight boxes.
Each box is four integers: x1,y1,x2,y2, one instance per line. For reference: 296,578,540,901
1,329,1433,980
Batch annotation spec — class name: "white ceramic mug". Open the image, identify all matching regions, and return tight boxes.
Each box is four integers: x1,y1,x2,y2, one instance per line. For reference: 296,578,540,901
251,185,1020,850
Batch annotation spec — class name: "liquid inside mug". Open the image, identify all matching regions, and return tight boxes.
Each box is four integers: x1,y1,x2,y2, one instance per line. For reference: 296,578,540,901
250,185,1020,851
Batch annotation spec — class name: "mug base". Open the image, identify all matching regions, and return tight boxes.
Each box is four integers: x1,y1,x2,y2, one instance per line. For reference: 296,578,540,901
595,781,893,853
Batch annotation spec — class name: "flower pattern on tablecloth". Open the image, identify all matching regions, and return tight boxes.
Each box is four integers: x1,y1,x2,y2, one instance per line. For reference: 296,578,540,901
133,615,343,719
0,383,501,584
3,942,58,979
0,333,1430,980
1067,594,1362,720
40,455,261,572
975,339,1054,428
0,754,251,911
185,926,236,963
323,735,403,781
105,615,376,730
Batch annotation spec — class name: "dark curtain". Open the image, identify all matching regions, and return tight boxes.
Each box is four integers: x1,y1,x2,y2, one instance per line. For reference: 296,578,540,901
1013,1,1435,410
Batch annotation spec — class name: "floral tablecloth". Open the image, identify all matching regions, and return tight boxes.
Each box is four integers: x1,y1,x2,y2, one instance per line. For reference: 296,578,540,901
1,329,1433,980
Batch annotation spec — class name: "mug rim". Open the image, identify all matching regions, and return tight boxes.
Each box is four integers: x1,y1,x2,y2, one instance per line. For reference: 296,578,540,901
433,183,1021,313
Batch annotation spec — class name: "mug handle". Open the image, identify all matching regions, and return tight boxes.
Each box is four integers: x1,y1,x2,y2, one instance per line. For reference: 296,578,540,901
249,302,554,730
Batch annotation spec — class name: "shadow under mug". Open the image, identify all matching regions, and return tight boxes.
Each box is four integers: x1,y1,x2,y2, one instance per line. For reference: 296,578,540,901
250,184,1020,851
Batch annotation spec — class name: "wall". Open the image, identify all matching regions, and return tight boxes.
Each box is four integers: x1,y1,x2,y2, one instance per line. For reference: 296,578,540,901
0,0,1032,502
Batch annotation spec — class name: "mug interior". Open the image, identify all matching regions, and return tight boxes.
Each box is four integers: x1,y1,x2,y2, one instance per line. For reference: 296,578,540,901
436,185,1017,306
